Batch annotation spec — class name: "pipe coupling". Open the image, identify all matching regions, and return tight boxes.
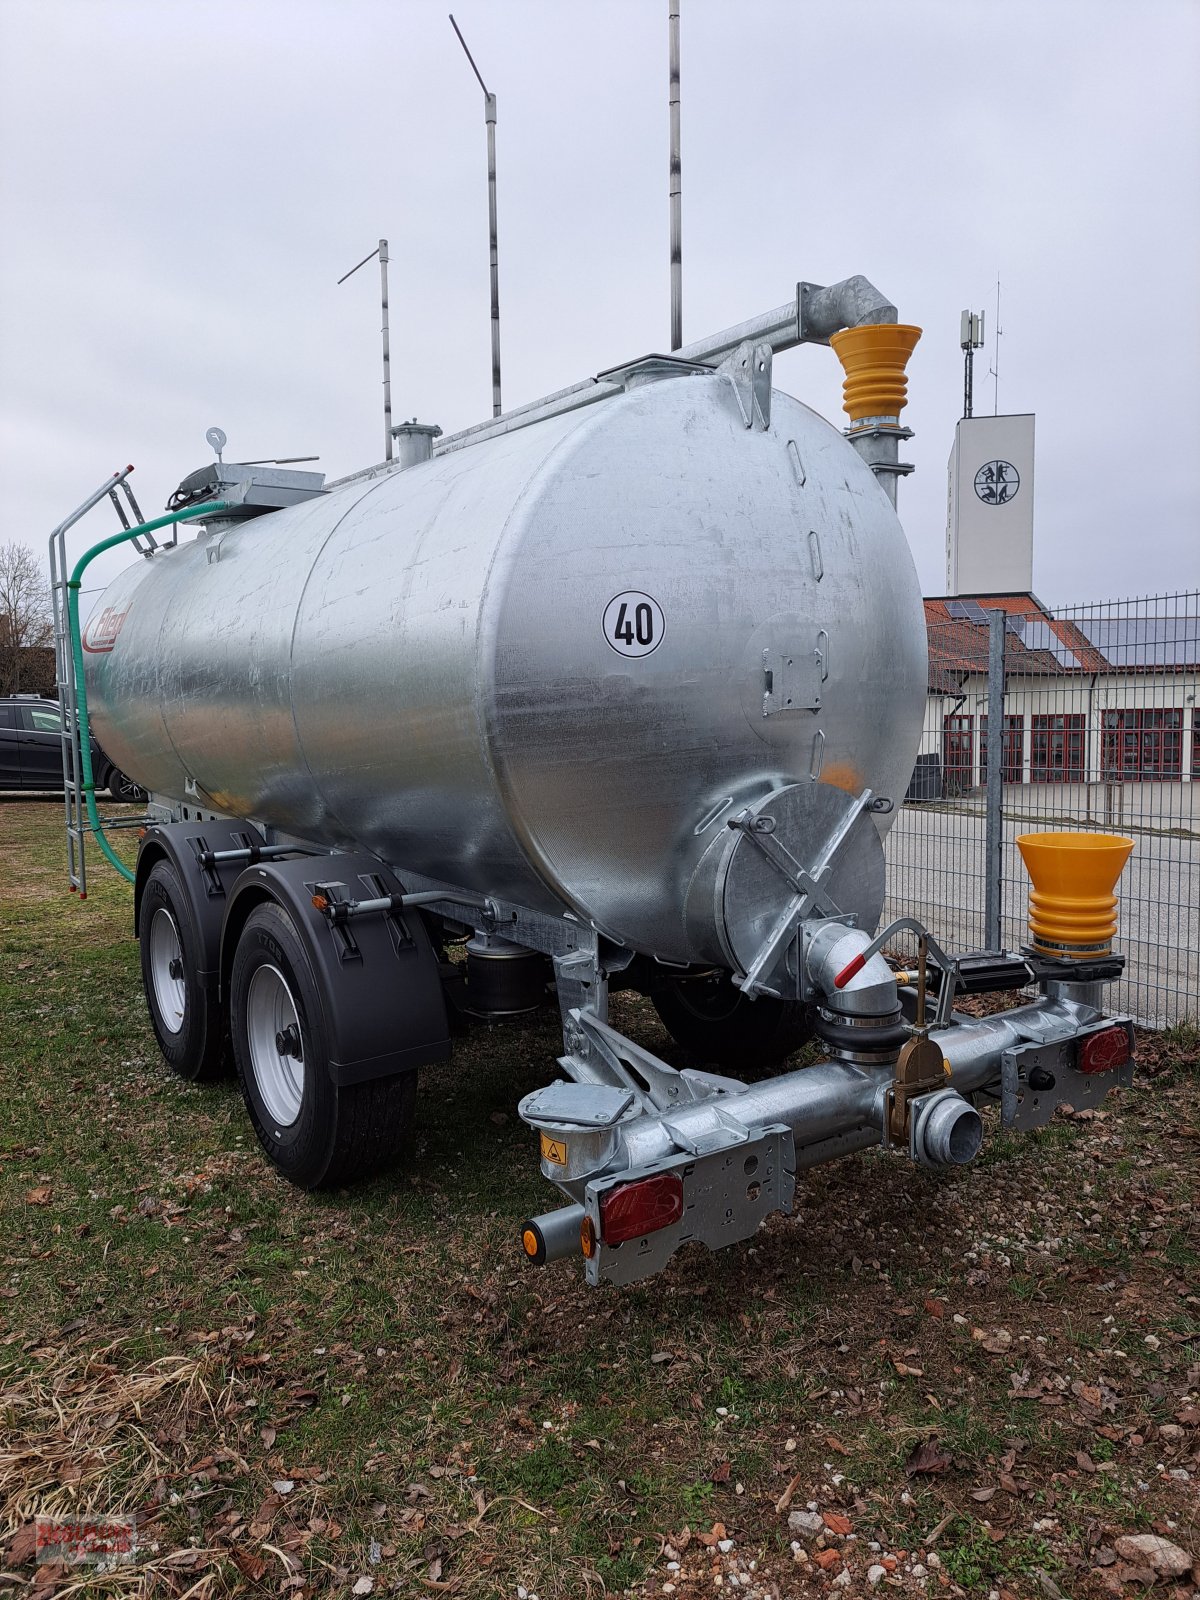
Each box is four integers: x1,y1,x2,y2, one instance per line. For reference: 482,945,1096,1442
910,1088,982,1169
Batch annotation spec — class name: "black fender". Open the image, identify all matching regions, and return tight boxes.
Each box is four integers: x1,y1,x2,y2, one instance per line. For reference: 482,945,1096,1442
134,822,271,990
220,854,451,1086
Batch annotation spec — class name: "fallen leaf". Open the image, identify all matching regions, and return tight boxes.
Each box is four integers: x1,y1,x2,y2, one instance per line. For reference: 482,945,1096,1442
924,1297,946,1319
905,1438,953,1476
232,1549,268,1582
970,1487,996,1502
710,1460,731,1484
7,1523,37,1565
977,1327,1012,1354
260,1426,277,1449
352,1580,374,1597
1112,1535,1192,1578
25,1186,52,1206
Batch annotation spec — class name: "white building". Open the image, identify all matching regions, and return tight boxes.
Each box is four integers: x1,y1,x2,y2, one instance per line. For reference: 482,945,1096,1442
912,594,1199,829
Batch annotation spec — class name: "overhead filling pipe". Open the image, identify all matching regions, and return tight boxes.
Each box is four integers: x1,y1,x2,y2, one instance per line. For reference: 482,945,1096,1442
331,277,921,508
427,276,916,458
65,502,231,884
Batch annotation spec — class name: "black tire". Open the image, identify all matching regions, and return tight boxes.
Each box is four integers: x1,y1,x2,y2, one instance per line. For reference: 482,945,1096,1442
138,860,228,1081
230,901,417,1190
652,971,814,1069
107,767,146,803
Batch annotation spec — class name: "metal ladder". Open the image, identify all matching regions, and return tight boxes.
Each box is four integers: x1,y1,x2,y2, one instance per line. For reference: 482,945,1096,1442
48,467,158,897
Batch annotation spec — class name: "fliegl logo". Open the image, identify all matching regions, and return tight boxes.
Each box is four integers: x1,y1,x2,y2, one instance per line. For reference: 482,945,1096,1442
82,603,131,654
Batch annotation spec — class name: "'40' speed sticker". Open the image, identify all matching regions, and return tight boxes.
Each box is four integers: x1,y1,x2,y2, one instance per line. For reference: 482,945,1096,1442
603,590,665,658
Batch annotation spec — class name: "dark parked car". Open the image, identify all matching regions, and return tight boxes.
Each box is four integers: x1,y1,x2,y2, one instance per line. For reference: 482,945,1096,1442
0,695,145,800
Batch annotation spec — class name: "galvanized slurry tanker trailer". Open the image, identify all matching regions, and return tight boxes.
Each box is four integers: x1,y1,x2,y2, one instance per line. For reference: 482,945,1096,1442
55,278,1137,1287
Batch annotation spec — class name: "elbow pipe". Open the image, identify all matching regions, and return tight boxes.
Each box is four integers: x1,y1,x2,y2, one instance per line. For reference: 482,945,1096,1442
800,275,898,343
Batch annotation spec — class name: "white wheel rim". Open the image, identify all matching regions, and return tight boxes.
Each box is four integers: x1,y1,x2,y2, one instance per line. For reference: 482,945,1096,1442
246,964,304,1129
148,908,186,1035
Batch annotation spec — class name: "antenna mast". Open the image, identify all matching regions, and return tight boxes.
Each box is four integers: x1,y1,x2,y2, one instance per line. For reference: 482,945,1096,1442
987,276,1003,415
450,14,502,417
668,2,682,350
337,240,394,461
960,308,984,419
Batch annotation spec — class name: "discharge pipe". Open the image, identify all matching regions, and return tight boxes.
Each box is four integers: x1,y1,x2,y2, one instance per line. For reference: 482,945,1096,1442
65,501,232,884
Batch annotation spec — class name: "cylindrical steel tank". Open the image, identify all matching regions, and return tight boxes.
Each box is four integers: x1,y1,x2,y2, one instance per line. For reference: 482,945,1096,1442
85,368,927,967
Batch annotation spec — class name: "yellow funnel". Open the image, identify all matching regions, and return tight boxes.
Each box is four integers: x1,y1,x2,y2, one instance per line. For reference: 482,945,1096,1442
1016,832,1134,958
829,323,922,427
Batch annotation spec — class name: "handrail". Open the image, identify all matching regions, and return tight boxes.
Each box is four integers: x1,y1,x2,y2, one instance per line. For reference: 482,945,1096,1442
64,501,232,884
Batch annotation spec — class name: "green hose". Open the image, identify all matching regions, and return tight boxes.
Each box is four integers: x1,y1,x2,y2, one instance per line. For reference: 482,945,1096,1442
66,501,232,885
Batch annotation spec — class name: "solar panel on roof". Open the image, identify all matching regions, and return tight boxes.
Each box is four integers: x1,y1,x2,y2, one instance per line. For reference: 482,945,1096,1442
1075,615,1199,668
962,600,989,623
1004,616,1025,635
1022,619,1080,669
945,600,969,619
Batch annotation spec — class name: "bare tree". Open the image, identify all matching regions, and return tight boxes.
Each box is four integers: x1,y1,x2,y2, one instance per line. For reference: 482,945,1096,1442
0,541,54,695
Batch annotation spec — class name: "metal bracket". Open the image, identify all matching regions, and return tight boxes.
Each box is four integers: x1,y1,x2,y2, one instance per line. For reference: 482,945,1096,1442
719,340,773,429
728,789,877,997
999,1019,1135,1130
761,642,822,716
581,1124,795,1287
560,1009,741,1116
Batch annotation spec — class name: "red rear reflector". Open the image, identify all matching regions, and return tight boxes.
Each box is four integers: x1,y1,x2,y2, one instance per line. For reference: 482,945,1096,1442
599,1173,684,1245
1078,1026,1131,1075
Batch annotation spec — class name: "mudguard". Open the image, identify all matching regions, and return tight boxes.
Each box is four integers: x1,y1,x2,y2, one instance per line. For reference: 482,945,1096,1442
134,822,266,990
220,854,451,1086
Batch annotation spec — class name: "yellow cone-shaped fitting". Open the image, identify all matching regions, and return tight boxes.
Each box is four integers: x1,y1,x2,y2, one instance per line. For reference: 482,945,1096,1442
828,323,922,427
1016,832,1134,958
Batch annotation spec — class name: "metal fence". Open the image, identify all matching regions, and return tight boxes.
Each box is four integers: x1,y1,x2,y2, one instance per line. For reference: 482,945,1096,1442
883,591,1200,1027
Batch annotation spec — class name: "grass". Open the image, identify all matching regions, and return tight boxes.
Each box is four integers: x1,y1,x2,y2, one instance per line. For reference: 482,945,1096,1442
1,797,1198,1598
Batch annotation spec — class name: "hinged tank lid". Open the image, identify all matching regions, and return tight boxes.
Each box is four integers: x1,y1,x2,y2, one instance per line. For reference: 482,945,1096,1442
168,462,326,517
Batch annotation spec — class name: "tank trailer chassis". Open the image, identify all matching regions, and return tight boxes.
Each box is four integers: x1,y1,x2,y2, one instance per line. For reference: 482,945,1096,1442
121,799,1135,1289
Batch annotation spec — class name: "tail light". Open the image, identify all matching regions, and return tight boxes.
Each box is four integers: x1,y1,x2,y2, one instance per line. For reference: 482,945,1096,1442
599,1173,684,1245
1078,1026,1131,1075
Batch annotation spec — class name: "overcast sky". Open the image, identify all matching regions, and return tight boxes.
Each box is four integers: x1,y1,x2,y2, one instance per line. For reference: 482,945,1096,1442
1,0,1197,609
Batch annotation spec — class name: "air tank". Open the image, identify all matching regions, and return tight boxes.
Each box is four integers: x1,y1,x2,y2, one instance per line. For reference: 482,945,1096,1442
85,365,927,969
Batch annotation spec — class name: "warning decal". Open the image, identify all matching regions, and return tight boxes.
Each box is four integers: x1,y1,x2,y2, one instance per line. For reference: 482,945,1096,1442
539,1132,568,1167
